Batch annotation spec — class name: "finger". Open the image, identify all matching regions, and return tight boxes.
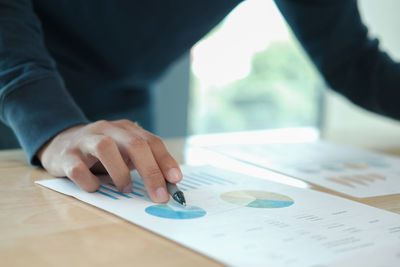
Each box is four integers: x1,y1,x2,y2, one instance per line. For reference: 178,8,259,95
79,135,132,193
114,120,182,183
123,136,169,203
141,134,182,183
63,153,100,192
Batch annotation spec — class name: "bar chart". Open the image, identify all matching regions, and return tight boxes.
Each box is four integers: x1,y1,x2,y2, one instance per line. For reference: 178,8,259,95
205,141,400,197
326,173,386,188
95,168,237,200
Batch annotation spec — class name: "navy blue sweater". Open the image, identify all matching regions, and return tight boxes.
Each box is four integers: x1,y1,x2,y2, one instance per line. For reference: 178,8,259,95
0,0,399,165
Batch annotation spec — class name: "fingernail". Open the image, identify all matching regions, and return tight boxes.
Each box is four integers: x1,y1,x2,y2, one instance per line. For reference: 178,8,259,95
155,187,169,202
168,168,182,183
122,183,133,193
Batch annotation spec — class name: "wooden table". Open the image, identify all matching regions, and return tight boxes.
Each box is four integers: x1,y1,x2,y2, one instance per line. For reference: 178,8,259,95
1,136,399,266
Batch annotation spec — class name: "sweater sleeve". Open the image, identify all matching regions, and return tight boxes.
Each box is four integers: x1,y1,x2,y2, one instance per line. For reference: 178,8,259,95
275,0,400,120
0,0,89,165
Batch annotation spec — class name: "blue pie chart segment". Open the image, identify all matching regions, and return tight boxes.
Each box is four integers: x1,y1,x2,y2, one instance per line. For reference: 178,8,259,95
145,204,206,219
247,199,293,208
221,190,294,208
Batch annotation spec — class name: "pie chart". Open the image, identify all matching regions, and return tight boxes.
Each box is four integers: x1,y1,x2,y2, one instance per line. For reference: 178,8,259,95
221,190,294,208
145,204,206,219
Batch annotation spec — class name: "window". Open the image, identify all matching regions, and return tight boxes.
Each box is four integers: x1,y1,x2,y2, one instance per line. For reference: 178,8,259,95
189,0,323,135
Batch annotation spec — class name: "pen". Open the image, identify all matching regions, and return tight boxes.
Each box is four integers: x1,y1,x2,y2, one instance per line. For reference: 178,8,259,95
166,181,186,206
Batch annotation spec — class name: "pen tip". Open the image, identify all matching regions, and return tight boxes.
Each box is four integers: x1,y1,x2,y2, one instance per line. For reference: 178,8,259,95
173,191,186,207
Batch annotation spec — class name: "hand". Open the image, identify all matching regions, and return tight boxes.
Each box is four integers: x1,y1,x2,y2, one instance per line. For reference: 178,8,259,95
37,120,183,203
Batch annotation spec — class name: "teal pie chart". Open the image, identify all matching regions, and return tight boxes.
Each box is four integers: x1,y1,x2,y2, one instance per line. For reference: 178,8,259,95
221,190,294,208
145,204,206,219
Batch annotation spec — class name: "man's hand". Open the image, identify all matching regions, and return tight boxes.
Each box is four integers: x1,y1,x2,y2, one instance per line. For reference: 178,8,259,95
37,120,182,203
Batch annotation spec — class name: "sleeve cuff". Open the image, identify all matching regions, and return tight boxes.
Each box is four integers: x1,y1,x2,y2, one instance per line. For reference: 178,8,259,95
2,75,89,165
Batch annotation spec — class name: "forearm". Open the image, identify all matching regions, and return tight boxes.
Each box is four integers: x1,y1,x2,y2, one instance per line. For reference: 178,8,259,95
275,0,400,120
0,0,89,164
3,75,89,165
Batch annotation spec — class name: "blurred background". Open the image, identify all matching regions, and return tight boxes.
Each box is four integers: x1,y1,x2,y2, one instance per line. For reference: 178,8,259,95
155,0,400,149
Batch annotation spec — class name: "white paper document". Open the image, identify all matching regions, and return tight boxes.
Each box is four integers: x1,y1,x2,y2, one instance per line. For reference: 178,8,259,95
203,141,400,198
36,165,400,267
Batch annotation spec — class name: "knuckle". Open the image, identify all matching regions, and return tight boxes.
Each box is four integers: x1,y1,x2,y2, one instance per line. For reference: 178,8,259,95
147,135,163,147
118,119,132,125
95,136,114,151
133,121,142,129
92,120,111,129
145,167,163,182
66,163,86,178
128,137,147,148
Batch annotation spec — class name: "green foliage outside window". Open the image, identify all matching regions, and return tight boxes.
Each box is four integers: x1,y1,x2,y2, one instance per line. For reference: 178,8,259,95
189,39,323,134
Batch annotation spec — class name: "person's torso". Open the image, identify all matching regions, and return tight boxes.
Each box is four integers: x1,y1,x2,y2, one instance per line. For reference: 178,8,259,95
35,1,242,82
32,0,240,117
